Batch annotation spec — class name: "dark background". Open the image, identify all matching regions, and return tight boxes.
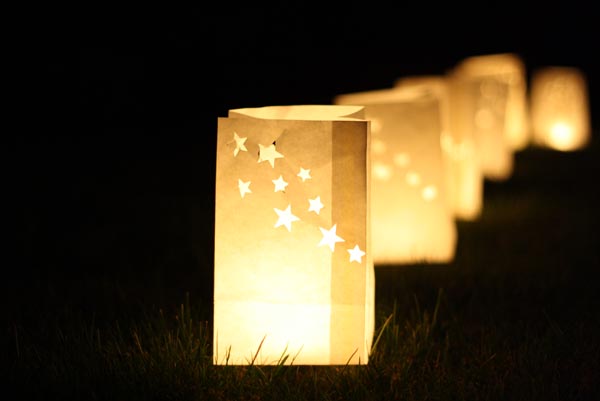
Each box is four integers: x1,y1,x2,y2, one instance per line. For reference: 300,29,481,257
10,5,599,310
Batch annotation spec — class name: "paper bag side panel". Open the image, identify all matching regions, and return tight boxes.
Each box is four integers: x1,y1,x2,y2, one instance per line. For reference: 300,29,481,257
329,120,371,364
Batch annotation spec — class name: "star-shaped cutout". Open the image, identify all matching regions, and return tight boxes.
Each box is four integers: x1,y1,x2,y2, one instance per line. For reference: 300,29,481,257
238,179,251,198
406,171,421,187
297,167,311,182
274,204,300,232
421,185,438,201
372,139,387,155
272,175,288,192
371,118,383,134
318,224,345,252
308,196,324,215
258,143,284,168
347,245,366,264
393,152,411,167
233,132,247,157
373,163,392,181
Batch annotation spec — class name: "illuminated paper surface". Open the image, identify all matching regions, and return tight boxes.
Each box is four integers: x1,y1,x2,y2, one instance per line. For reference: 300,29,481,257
214,105,374,365
530,67,590,151
395,75,482,221
335,88,457,265
453,53,529,151
450,58,514,181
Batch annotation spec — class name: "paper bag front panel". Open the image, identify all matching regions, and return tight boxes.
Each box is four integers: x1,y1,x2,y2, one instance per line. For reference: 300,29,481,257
214,116,372,365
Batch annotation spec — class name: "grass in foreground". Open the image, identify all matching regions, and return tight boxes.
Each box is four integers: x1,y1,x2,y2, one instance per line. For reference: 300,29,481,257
5,284,600,401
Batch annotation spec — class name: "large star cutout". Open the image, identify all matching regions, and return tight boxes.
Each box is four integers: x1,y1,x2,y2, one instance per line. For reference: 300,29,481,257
272,175,288,192
274,204,300,232
233,132,247,157
347,245,366,263
297,167,311,182
308,196,324,215
258,143,284,168
238,179,251,198
318,224,345,252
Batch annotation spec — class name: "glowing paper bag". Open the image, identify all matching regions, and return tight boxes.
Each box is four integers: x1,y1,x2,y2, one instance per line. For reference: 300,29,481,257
530,66,591,151
452,54,515,181
454,53,529,150
335,87,457,265
214,105,374,365
395,75,483,221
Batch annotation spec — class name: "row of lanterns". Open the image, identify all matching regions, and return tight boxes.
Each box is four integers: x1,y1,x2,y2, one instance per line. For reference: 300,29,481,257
212,53,591,365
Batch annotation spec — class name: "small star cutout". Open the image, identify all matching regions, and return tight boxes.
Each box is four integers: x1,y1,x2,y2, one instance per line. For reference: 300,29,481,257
371,118,383,134
348,245,366,263
258,143,284,168
406,171,421,187
297,168,311,182
318,224,345,252
308,196,324,215
393,152,411,167
233,132,247,157
274,204,300,232
421,185,438,201
373,163,392,181
372,139,387,155
238,179,251,198
272,175,289,192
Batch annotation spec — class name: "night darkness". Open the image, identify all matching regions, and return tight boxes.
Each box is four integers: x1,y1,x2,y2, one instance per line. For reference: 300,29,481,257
15,10,597,258
7,4,600,398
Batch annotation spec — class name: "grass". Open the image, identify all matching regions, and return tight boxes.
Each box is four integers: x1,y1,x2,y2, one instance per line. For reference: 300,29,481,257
5,140,600,400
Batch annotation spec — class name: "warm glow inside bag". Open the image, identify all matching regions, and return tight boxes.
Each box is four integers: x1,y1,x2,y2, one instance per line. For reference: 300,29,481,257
335,88,457,265
214,105,374,365
530,66,591,151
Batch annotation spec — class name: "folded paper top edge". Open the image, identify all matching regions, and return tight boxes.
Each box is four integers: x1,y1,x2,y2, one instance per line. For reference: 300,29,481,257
228,105,366,121
394,74,446,88
334,85,435,106
453,52,525,76
531,65,587,80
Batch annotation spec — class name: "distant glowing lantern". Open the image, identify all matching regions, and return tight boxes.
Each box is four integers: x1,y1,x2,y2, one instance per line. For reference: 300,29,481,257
530,66,591,151
395,75,483,221
335,87,457,265
214,105,374,365
452,53,526,181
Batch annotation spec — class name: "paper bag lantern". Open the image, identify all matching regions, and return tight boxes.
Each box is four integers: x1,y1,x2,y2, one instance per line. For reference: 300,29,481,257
452,54,519,181
335,87,457,265
530,66,591,151
453,53,530,151
214,105,374,365
395,75,483,221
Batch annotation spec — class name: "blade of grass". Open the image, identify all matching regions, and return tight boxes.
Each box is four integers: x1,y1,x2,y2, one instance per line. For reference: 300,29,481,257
369,313,394,357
